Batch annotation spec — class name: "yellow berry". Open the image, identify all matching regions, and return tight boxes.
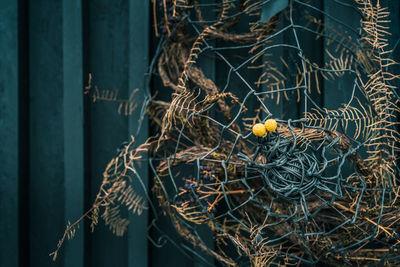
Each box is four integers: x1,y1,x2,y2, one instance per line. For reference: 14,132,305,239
264,119,277,132
252,123,267,137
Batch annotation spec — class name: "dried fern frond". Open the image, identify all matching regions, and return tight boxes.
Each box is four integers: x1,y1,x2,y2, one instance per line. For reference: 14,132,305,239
160,0,231,135
306,103,375,140
355,0,400,187
221,214,283,267
117,182,147,215
50,137,149,260
84,74,139,115
49,221,78,261
102,206,130,237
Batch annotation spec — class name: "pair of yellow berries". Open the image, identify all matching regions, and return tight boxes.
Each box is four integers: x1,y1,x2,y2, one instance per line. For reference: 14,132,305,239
252,119,277,137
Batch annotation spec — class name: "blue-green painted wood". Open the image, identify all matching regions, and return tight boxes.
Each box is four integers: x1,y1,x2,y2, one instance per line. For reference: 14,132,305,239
63,1,85,266
323,1,363,178
28,1,85,266
263,13,294,120
298,1,324,116
86,0,131,266
127,0,150,266
29,1,66,266
323,1,360,110
0,1,19,266
260,0,288,23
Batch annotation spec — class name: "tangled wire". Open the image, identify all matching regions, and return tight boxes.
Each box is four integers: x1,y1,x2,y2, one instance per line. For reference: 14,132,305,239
53,0,400,266
255,123,345,197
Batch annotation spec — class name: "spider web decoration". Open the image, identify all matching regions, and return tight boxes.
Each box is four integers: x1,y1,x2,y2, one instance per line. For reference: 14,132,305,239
53,0,400,266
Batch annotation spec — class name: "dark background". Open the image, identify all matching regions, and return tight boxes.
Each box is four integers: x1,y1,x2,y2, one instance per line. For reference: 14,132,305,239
0,1,399,267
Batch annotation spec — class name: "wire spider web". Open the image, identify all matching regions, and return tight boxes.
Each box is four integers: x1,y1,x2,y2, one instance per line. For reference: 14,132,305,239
144,0,400,265
52,0,400,266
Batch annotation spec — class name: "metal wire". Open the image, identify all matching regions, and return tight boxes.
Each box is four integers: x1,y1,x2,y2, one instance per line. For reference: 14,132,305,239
103,0,400,265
